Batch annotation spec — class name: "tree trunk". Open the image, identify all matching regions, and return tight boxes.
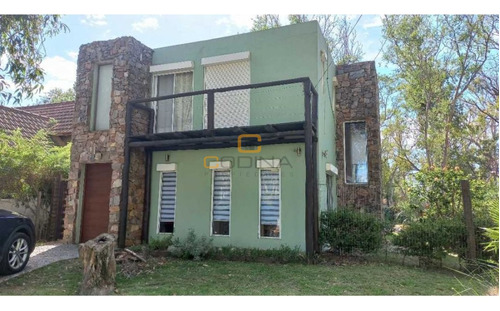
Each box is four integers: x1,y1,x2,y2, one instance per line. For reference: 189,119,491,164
79,233,116,295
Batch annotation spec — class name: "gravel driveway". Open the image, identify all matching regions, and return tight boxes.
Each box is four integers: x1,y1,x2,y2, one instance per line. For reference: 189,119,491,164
0,242,78,283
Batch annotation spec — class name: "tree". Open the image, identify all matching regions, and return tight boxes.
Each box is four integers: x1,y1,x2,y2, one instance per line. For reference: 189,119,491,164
380,15,499,216
251,15,281,31
0,129,70,237
37,87,75,104
0,15,68,105
381,15,498,172
251,15,364,65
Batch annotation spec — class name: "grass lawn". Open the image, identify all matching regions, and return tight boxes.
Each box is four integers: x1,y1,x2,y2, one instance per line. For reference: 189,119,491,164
0,257,489,295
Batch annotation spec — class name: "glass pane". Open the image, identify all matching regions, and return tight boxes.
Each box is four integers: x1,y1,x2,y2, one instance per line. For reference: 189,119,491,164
95,64,113,130
173,72,193,131
212,221,229,235
212,170,230,235
156,74,174,132
159,172,176,233
326,174,334,210
260,169,280,237
345,122,368,183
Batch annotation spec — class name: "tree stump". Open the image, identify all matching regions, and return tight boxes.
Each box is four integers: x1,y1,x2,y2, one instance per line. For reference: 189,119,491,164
78,233,116,295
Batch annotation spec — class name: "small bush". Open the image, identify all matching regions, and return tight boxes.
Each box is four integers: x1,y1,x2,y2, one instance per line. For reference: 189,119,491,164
320,209,383,254
148,236,173,251
393,217,467,265
393,217,496,264
171,229,213,260
209,245,305,263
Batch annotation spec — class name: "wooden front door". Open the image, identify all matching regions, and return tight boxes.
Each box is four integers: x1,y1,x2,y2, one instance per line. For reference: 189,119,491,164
80,163,112,242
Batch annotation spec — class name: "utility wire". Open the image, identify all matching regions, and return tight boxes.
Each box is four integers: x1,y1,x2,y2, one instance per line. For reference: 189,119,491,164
373,38,387,62
314,14,363,91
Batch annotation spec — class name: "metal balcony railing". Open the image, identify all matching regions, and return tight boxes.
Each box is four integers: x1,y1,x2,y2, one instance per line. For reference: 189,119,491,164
125,77,318,139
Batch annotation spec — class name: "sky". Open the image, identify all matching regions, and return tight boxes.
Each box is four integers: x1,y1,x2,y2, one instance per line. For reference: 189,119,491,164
4,13,387,106
2,0,499,107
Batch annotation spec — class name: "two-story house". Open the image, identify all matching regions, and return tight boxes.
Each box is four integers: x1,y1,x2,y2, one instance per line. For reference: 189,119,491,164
63,21,381,257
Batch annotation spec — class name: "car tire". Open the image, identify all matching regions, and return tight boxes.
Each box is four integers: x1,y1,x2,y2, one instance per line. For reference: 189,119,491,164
0,232,31,275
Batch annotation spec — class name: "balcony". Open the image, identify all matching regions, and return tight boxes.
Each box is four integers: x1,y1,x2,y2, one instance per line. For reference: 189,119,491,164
126,77,318,151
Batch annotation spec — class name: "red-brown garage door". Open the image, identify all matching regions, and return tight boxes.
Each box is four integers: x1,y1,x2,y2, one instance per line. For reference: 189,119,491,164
80,163,112,242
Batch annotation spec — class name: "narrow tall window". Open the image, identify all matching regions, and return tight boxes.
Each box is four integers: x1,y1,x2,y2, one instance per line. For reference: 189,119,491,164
326,173,334,210
345,121,368,183
259,169,280,238
94,64,113,130
211,170,231,235
156,72,193,133
159,171,177,233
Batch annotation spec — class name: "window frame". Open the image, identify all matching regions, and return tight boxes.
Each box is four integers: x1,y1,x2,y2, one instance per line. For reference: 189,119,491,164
156,164,177,235
209,166,232,237
151,68,194,133
258,161,282,239
90,62,113,131
343,120,369,185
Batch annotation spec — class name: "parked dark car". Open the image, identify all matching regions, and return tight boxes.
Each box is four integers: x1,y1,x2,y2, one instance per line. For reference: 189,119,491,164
0,209,36,275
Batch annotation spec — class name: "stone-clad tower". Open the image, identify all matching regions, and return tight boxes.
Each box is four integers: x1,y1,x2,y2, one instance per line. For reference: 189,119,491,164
63,37,153,245
335,61,382,214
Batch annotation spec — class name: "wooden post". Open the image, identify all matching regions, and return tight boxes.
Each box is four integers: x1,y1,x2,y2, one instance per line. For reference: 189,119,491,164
207,91,215,130
79,233,117,295
304,80,315,261
460,180,477,261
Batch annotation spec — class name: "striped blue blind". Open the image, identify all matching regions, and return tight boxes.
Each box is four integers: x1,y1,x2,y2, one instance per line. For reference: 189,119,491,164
212,170,231,221
160,172,176,222
260,170,280,225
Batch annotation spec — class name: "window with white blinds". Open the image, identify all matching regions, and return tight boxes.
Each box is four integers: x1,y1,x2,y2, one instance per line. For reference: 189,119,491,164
259,169,280,238
158,171,177,233
211,170,231,235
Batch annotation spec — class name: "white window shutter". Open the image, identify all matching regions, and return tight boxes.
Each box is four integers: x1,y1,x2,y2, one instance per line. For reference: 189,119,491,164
212,170,231,221
204,59,250,128
160,172,177,222
260,170,280,225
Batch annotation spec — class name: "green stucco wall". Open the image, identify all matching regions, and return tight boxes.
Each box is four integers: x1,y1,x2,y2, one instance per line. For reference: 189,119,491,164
152,21,321,130
149,143,307,250
315,28,337,212
148,21,338,249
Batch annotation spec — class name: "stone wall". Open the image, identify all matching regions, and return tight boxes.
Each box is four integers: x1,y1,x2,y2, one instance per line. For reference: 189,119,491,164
63,37,153,245
335,61,381,214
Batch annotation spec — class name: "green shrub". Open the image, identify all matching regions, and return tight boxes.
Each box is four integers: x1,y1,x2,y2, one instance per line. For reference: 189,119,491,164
171,229,213,260
393,218,467,263
393,217,496,264
209,245,305,263
319,209,383,254
148,236,173,251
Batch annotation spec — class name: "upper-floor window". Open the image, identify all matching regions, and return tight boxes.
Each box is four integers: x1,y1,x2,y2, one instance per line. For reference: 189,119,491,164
202,52,250,129
344,121,368,184
155,71,193,133
93,64,113,131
